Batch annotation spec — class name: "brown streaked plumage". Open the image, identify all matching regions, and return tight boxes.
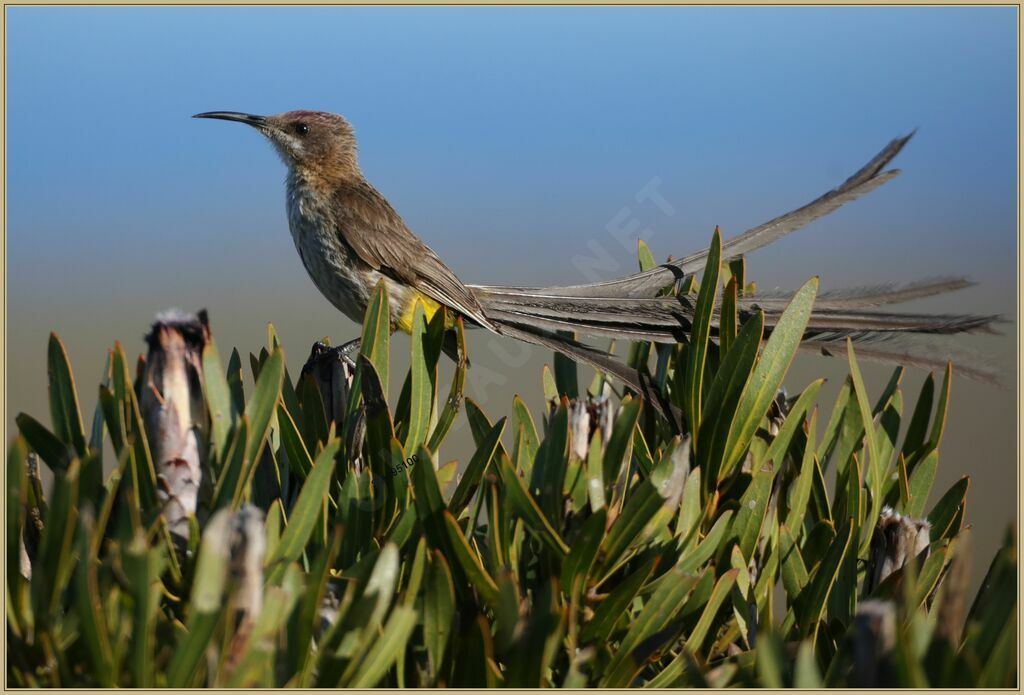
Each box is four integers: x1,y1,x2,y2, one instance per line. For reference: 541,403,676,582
194,110,1001,424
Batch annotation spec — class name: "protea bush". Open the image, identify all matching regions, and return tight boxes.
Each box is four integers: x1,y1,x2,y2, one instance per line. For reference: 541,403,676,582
7,235,1016,688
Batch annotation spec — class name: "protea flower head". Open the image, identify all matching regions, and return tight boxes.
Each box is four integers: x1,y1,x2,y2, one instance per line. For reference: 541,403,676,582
565,391,616,461
865,506,931,593
140,309,210,545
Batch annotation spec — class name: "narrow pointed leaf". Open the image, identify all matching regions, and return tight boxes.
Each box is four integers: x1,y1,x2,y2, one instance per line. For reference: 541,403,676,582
719,277,818,481
47,333,87,456
684,228,721,446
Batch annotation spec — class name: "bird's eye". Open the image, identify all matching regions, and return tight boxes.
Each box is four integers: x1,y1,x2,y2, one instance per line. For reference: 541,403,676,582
295,123,309,136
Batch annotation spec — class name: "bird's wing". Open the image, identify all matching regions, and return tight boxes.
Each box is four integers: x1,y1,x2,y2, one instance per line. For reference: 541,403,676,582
338,182,497,330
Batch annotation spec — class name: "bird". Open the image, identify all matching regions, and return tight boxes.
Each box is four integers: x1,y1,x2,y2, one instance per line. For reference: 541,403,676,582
194,110,998,422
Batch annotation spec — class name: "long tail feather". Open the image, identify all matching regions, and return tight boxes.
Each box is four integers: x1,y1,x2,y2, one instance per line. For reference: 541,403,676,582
477,286,1000,383
799,338,1001,385
492,321,681,427
476,287,998,341
469,132,914,300
747,276,976,311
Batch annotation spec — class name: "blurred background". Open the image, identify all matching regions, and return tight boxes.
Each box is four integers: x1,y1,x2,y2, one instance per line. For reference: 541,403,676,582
6,7,1017,588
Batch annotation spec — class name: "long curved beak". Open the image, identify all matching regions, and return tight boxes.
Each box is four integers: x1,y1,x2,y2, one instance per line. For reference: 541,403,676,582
193,111,268,127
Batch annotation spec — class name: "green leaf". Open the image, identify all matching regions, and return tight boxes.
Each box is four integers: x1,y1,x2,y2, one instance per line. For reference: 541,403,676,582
423,551,456,679
731,464,774,562
531,399,569,524
720,278,739,355
506,580,564,688
926,363,952,454
360,280,391,398
410,444,463,568
903,450,939,518
816,377,854,470
796,519,852,640
602,397,642,488
962,527,1016,680
211,417,249,512
677,510,735,574
16,412,72,473
778,523,809,602
449,417,505,514
683,228,721,446
685,568,738,654
358,355,403,523
808,455,833,525
113,343,160,516
912,539,950,609
296,371,329,450
226,348,246,415
266,439,341,583
901,372,934,463
637,238,657,271
167,509,235,687
277,402,314,480
47,333,88,457
599,439,689,578
728,256,745,292
404,301,432,456
496,455,568,557
74,513,114,686
510,396,540,477
784,409,818,532
601,569,700,687
6,438,28,636
288,528,342,685
31,459,79,621
581,555,655,645
202,337,235,465
847,340,885,554
243,346,285,483
794,641,822,688
697,311,764,488
928,476,970,540
124,532,164,687
427,316,467,451
442,510,499,606
554,331,579,399
756,631,786,688
542,364,559,403
329,543,402,686
560,507,607,595
718,277,818,481
763,380,824,468
895,454,912,512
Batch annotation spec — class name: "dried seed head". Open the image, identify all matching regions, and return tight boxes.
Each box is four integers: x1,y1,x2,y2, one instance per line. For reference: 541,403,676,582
655,437,691,509
565,393,616,461
202,506,267,614
141,309,210,545
19,527,31,580
767,388,792,437
852,599,897,687
227,504,267,620
300,341,357,429
318,583,342,638
866,506,931,593
568,400,591,461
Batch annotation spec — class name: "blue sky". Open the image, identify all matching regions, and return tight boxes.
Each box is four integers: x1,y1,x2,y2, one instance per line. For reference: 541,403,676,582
7,7,1016,302
5,7,1018,560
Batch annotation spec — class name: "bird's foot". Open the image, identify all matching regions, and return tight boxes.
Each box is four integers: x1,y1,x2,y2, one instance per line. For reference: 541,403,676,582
339,337,362,357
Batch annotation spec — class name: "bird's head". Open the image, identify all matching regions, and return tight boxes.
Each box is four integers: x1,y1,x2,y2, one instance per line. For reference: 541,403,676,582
194,109,359,179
